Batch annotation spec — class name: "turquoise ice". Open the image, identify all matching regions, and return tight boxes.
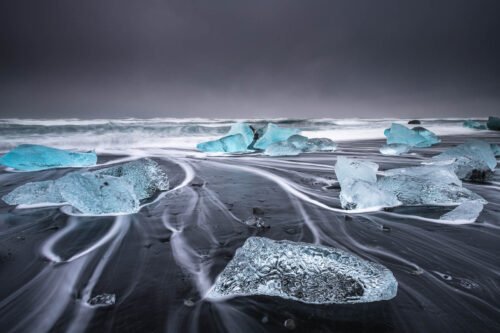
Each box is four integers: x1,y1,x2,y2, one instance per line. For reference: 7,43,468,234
253,123,300,149
2,158,169,215
207,237,398,304
196,134,249,153
379,144,411,156
429,140,497,181
463,120,486,130
384,123,439,147
0,144,97,171
226,122,255,146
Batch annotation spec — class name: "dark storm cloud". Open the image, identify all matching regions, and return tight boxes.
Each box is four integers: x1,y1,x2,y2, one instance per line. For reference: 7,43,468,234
1,0,499,118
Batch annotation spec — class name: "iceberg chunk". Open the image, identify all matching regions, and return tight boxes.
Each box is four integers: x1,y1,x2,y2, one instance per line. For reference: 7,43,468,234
439,201,484,224
463,120,486,130
207,237,398,304
2,158,169,215
384,123,439,147
379,144,411,156
196,134,249,153
2,180,64,206
0,144,97,171
253,124,300,150
491,144,500,157
305,138,337,152
429,140,497,181
487,116,500,131
264,135,337,156
226,122,255,147
334,157,400,210
383,165,462,186
264,141,303,156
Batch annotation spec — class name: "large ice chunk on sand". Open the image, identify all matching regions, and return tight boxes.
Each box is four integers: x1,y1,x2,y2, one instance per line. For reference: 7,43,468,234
487,116,500,131
379,144,411,156
2,158,169,215
439,201,484,224
334,157,400,210
254,124,300,150
226,122,255,147
384,123,439,147
428,140,497,182
0,144,97,171
2,180,64,206
383,165,462,186
206,237,398,304
264,135,337,156
196,134,249,153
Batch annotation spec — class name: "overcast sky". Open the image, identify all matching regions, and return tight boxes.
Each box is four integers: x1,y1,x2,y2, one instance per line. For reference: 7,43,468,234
1,0,499,119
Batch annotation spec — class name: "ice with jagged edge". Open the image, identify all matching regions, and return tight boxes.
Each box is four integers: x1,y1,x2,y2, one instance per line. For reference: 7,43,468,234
0,144,97,171
384,123,440,147
206,237,398,304
334,157,486,210
439,201,484,224
264,135,337,156
197,122,255,153
2,158,169,215
253,123,300,150
379,143,411,156
334,157,400,210
463,120,486,130
427,140,497,182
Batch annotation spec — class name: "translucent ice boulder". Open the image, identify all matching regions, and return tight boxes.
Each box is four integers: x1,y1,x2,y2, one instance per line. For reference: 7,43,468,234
384,123,439,147
439,200,484,224
334,157,400,210
428,140,497,182
264,135,337,156
379,144,411,156
206,237,398,304
382,165,462,186
226,122,255,147
2,158,169,215
196,134,249,153
253,123,300,150
487,116,500,131
2,180,64,206
463,120,486,130
491,144,500,157
0,144,97,171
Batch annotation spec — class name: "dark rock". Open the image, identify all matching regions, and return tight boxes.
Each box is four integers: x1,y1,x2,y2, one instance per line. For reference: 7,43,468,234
408,120,421,124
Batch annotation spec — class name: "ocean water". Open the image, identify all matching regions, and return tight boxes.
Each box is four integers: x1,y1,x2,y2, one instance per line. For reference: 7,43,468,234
0,118,499,332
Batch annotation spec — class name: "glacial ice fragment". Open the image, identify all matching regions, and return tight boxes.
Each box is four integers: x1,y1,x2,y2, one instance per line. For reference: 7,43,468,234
429,140,497,181
379,144,411,156
2,180,64,206
463,120,486,130
491,144,500,157
264,141,303,156
439,201,484,223
196,134,249,153
207,237,398,304
56,172,140,215
384,123,439,147
88,293,116,307
487,116,500,131
0,144,97,171
383,165,462,186
226,122,255,147
2,158,169,215
304,138,337,152
264,135,337,156
334,157,400,210
253,124,300,150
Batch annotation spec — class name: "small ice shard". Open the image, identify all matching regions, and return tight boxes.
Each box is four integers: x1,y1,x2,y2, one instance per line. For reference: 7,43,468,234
2,158,169,215
253,124,300,150
88,293,116,307
206,237,398,304
334,157,400,210
243,216,268,228
304,138,337,152
196,134,249,153
491,144,500,157
439,201,484,223
94,158,169,200
0,144,97,171
384,123,439,147
408,120,421,124
226,122,255,147
2,180,64,206
56,172,140,215
429,140,497,181
379,144,411,156
487,116,500,131
463,120,486,130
